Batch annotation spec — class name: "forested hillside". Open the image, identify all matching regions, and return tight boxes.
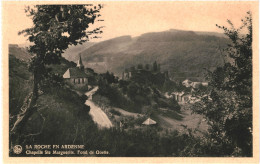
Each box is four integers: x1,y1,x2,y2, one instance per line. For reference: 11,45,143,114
62,42,96,61
74,29,228,81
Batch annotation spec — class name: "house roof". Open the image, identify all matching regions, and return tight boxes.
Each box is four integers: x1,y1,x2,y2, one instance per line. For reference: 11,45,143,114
63,67,89,79
183,79,192,83
182,93,191,97
142,118,157,125
171,92,184,96
191,82,202,88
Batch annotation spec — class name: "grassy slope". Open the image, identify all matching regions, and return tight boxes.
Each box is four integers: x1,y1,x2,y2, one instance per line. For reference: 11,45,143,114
9,45,76,117
22,87,95,145
9,55,33,117
9,45,97,149
9,45,34,116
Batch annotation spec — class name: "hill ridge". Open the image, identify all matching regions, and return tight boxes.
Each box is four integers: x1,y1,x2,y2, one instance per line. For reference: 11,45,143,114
76,29,228,81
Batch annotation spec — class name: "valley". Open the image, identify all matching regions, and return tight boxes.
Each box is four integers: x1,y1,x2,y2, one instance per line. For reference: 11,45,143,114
9,41,210,137
7,3,253,157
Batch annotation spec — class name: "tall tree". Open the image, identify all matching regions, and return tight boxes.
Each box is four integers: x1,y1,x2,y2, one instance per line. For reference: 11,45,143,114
192,11,252,156
130,66,136,72
145,63,150,70
137,63,143,69
153,61,158,72
158,63,161,71
11,5,103,143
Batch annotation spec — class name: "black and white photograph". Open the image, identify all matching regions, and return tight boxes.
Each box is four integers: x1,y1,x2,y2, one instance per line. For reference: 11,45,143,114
2,1,259,162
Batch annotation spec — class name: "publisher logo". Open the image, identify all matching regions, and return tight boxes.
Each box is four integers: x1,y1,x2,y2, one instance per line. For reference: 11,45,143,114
13,145,22,154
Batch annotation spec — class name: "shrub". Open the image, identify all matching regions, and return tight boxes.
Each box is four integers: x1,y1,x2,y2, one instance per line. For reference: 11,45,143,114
110,109,121,116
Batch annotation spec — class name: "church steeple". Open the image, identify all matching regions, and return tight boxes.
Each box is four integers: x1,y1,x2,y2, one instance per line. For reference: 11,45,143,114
77,54,84,70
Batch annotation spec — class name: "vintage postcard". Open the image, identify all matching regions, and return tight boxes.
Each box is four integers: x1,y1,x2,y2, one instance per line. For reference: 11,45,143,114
2,0,259,163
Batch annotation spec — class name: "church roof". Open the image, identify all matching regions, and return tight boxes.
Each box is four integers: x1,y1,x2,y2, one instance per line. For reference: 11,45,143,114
63,67,89,79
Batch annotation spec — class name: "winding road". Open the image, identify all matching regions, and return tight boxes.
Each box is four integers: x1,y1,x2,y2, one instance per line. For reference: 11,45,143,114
85,86,113,129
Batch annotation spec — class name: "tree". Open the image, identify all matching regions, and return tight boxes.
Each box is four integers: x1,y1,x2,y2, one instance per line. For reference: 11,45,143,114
137,64,144,69
192,11,252,156
102,71,117,84
127,82,139,99
158,63,161,71
152,61,158,72
145,64,150,70
11,5,103,143
130,66,136,72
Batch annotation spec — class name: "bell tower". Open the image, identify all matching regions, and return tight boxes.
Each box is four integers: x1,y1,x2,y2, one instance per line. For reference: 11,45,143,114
77,54,84,70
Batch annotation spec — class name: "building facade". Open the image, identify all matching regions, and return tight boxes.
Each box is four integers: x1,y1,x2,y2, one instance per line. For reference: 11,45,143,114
63,55,89,86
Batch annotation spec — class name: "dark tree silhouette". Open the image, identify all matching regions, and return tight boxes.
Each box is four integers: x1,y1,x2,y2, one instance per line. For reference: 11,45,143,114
145,64,150,70
137,64,144,69
153,61,158,72
11,5,103,144
192,11,252,156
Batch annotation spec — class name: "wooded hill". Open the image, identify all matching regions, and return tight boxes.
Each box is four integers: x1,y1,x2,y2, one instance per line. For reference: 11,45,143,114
67,29,228,81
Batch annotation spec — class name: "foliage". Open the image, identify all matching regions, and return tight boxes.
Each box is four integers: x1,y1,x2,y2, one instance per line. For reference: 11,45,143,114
11,4,104,148
85,128,203,157
97,69,180,114
100,71,118,84
145,63,150,70
137,63,144,69
92,94,110,109
9,54,193,157
9,55,33,116
192,12,252,156
96,82,140,113
109,109,121,116
153,61,158,72
124,62,176,91
19,5,103,97
10,85,93,154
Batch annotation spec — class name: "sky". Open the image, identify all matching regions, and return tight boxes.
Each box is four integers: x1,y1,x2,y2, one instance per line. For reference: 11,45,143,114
2,1,257,44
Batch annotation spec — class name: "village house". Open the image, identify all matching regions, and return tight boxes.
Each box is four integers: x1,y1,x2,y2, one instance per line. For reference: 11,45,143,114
122,71,132,80
182,79,209,88
122,67,169,81
171,92,192,103
182,79,193,87
63,55,89,86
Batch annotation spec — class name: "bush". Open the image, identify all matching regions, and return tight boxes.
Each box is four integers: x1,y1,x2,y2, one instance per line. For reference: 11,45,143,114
92,94,110,109
110,109,121,116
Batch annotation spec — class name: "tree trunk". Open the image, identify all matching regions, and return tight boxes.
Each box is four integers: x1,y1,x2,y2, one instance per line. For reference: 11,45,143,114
10,69,39,145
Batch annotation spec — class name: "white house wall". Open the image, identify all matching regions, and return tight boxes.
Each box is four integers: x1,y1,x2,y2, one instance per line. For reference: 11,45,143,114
63,69,70,78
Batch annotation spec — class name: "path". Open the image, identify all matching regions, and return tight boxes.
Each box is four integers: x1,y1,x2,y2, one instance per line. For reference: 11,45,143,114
85,86,113,128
